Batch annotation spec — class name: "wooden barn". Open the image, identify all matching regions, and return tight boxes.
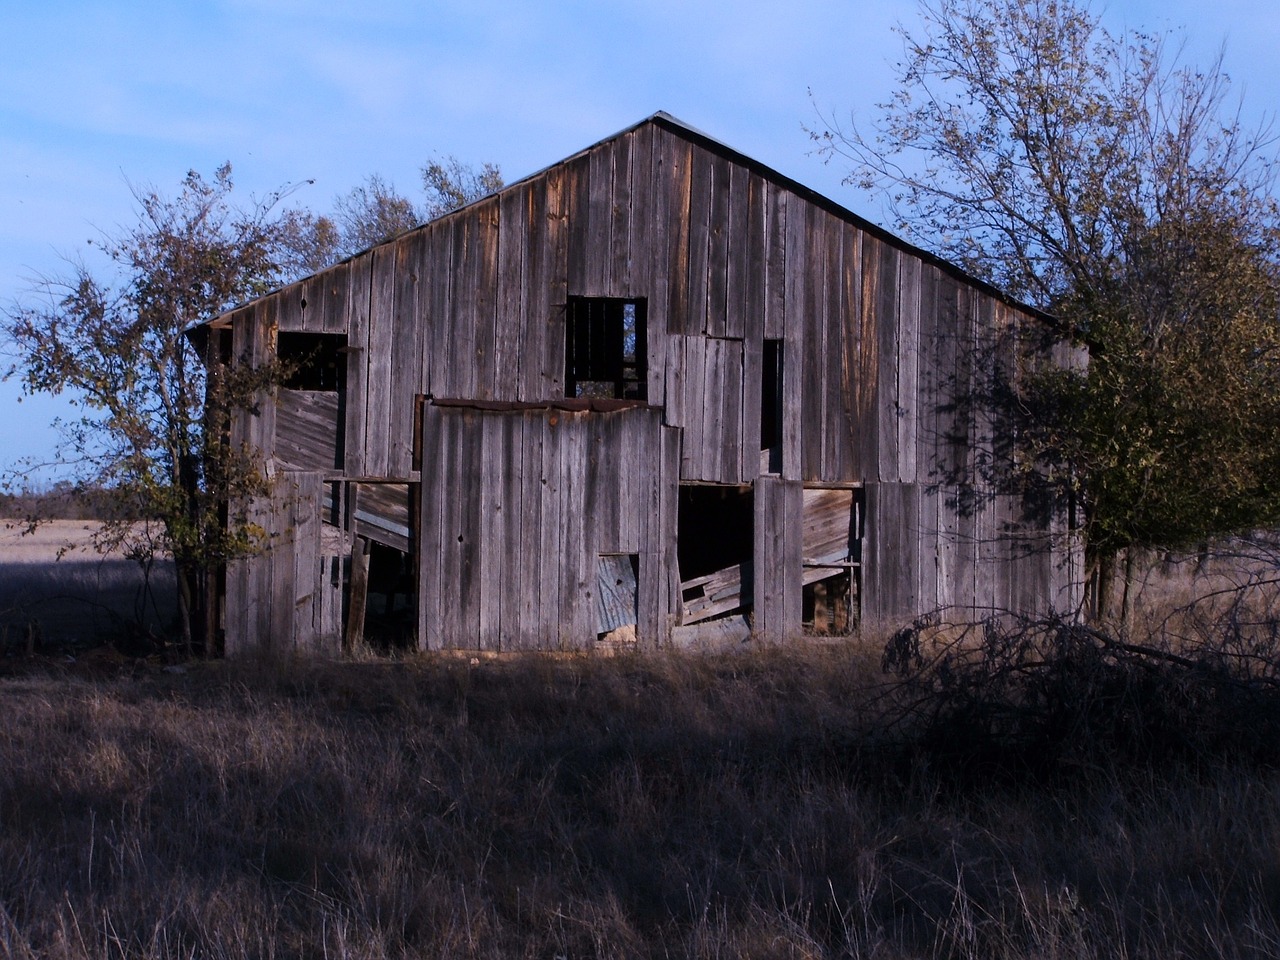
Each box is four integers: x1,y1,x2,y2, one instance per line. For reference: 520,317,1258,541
194,112,1081,656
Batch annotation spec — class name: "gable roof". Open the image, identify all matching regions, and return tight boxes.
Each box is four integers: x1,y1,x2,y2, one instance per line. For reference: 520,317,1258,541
203,111,1052,327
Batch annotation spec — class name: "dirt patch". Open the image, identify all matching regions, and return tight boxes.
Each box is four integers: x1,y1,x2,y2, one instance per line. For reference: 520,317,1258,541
0,519,177,651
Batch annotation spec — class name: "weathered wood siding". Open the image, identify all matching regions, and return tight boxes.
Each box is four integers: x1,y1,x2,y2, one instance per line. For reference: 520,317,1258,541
417,402,676,649
217,113,1080,652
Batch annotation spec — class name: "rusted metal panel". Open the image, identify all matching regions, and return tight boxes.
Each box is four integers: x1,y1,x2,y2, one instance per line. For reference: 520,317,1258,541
597,554,639,634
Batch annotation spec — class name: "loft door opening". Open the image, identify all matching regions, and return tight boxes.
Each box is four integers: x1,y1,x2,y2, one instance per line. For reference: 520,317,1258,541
564,297,647,400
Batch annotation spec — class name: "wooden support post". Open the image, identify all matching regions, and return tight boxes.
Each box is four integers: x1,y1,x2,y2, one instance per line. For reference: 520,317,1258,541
345,537,371,651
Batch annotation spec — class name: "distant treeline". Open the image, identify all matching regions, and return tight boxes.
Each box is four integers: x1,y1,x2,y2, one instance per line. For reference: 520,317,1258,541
0,483,147,521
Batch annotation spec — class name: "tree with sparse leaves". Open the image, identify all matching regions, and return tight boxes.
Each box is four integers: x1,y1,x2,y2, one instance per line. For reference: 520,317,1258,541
4,165,302,652
313,157,505,264
815,0,1280,619
5,152,503,653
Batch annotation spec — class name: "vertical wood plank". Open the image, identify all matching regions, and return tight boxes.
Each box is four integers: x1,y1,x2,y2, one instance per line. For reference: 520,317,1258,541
636,417,661,645
537,411,564,647
498,423,524,649
628,123,654,302
496,185,528,402
705,153,731,338
565,154,592,295
801,209,828,481
664,135,694,336
699,337,725,481
389,233,425,475
422,220,452,398
292,472,322,652
897,255,922,485
717,339,745,484
681,337,706,478
276,281,304,332
782,477,803,634
837,223,864,481
558,415,587,647
364,245,396,476
611,130,634,295
781,193,805,481
450,215,479,402
519,180,547,400
822,215,847,481
320,262,350,335
724,162,750,340
344,254,372,476
763,180,788,340
659,425,682,640
875,242,901,483
477,412,504,650
587,142,614,295
473,198,501,401
517,411,544,647
457,410,483,646
417,404,444,649
857,234,881,480
684,146,713,336
543,165,569,398
437,411,466,647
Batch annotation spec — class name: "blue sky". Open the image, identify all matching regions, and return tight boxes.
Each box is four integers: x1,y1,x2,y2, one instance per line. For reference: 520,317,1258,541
3,0,1279,484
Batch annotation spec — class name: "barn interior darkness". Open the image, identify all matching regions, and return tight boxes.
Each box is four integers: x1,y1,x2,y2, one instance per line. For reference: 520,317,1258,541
677,483,754,601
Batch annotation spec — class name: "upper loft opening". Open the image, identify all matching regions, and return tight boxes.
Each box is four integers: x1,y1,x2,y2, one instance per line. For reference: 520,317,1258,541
278,332,347,392
564,297,647,401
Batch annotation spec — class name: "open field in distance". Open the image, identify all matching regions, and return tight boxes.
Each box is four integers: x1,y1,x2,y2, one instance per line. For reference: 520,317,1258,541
0,519,176,650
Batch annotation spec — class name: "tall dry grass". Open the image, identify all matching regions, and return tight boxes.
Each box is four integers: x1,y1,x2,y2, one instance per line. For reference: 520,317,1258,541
3,637,1280,959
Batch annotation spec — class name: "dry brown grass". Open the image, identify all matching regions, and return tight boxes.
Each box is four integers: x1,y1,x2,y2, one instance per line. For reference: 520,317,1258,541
3,642,1280,959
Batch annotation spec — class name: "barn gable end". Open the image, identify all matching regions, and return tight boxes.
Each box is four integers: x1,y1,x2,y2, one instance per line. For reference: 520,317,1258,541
198,112,1082,655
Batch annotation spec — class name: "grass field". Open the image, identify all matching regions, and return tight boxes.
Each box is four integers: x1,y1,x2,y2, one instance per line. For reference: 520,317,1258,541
0,520,177,652
2,528,1279,957
2,638,1280,959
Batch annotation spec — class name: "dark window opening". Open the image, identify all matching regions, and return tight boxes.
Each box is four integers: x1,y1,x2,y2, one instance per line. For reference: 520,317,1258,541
358,540,417,651
278,332,347,392
565,297,647,400
761,338,783,452
678,484,754,623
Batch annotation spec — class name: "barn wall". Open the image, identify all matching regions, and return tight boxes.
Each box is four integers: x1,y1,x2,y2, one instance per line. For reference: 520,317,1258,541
417,403,675,650
217,115,1080,653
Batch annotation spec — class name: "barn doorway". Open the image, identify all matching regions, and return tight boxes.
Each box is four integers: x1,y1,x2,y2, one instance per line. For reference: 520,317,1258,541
676,484,754,623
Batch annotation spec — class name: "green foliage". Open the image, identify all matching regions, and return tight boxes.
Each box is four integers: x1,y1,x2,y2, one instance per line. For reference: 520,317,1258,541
816,0,1280,612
